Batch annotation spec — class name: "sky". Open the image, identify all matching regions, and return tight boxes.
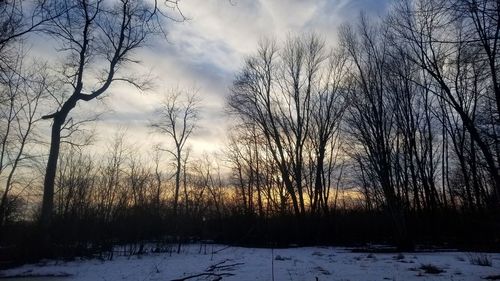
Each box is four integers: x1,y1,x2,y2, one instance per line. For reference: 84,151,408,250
74,0,391,158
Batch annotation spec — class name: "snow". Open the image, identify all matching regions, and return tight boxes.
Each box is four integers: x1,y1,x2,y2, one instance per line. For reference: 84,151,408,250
1,245,499,280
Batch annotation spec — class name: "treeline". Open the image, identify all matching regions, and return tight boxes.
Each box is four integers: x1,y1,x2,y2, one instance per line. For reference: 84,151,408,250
48,137,232,252
1,0,500,263
226,0,500,249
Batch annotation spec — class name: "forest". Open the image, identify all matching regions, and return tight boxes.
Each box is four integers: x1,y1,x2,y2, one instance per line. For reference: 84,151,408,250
1,0,499,267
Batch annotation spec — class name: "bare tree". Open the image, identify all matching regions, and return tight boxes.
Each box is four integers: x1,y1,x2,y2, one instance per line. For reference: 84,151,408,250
308,49,348,214
38,0,184,233
0,51,51,228
226,124,267,216
339,15,417,249
151,88,200,217
229,34,346,216
388,0,500,205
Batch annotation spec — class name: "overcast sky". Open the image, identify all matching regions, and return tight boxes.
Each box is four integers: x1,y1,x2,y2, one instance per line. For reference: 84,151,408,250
77,0,390,157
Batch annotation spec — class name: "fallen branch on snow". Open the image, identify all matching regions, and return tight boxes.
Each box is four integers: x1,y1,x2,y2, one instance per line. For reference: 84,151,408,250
170,259,244,281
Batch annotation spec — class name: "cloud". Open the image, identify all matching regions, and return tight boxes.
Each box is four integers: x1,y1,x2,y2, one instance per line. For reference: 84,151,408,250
56,0,392,158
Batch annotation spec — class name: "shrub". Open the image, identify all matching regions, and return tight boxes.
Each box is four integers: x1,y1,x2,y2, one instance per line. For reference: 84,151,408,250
419,264,445,274
468,253,492,266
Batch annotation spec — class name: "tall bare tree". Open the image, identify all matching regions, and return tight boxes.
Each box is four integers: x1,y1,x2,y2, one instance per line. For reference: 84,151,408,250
388,0,500,205
229,34,341,216
39,0,184,233
308,49,348,214
151,89,200,217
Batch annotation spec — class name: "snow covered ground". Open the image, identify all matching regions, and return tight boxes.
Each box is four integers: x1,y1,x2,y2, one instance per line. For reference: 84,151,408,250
1,244,499,280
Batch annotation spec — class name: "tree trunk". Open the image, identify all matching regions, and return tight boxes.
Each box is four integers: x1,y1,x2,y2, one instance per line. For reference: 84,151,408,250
173,151,181,217
313,147,326,215
40,115,64,242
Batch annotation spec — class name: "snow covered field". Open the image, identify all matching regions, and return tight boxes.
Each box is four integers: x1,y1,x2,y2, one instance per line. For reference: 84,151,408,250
1,245,499,280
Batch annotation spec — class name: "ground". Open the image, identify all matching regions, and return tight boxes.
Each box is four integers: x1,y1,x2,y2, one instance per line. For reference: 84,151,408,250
1,245,499,280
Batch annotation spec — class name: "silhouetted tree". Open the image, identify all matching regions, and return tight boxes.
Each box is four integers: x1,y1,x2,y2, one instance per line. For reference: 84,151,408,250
39,0,184,237
151,89,200,217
